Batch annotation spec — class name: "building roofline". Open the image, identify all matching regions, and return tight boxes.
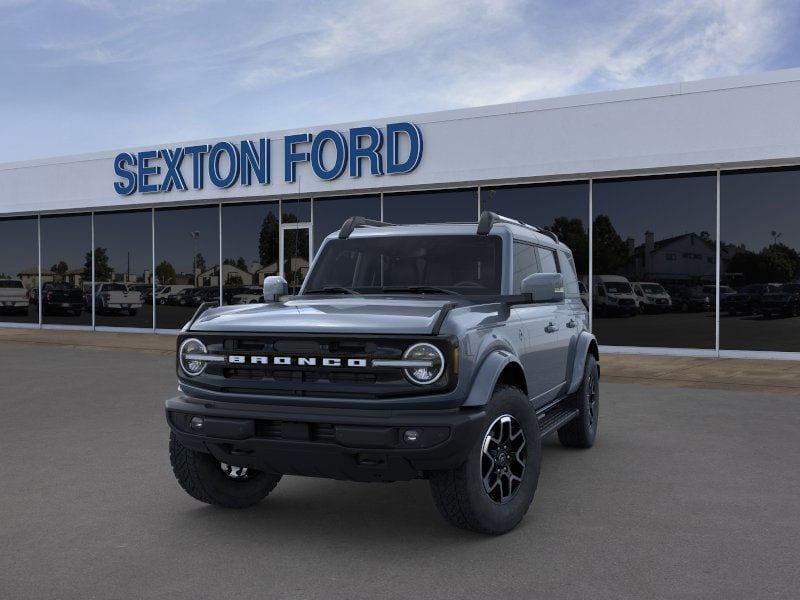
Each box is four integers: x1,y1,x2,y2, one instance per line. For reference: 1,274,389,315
3,67,800,171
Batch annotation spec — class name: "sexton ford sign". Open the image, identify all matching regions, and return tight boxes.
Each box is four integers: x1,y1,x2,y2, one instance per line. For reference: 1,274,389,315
112,122,423,196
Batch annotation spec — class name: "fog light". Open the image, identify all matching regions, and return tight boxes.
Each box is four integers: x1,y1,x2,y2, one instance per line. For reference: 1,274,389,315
189,416,204,431
403,429,420,444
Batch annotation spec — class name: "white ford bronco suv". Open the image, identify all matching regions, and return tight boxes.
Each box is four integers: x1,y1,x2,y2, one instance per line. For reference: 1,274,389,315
166,212,599,534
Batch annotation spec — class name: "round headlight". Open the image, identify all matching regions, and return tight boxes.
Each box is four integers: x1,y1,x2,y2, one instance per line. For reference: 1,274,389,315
179,337,208,376
403,342,445,385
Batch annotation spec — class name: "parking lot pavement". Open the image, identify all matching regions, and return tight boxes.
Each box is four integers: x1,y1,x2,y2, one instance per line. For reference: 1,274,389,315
1,343,799,600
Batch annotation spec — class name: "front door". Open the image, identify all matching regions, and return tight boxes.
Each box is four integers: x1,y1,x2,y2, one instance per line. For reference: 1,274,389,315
280,223,312,294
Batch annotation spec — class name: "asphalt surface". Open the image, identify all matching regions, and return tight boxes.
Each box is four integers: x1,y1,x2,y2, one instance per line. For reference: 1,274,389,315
1,344,799,600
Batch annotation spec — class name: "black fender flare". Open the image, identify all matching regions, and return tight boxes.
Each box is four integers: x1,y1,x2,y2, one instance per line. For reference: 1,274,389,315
567,331,599,395
462,349,525,407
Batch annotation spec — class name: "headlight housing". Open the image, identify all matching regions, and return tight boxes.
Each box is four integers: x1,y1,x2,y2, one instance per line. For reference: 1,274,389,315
179,337,208,376
402,342,445,385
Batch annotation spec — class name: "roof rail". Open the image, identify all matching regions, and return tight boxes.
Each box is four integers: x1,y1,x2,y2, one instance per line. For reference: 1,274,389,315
338,216,395,239
476,211,559,243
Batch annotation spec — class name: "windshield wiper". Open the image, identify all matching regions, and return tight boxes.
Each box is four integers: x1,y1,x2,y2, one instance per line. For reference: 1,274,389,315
304,286,360,295
380,285,457,295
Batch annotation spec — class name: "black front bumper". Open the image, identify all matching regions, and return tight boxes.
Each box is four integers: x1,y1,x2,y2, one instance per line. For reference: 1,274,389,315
166,395,486,482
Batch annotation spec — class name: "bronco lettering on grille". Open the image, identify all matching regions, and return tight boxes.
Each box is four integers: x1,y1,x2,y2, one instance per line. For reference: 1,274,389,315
227,355,368,368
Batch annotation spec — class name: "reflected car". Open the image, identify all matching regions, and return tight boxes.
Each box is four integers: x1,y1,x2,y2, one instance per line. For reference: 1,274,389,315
0,279,31,315
89,282,143,315
594,275,638,316
722,283,781,316
156,285,194,305
669,286,711,312
170,287,199,306
126,283,153,305
702,285,736,303
631,281,672,313
231,286,264,304
182,287,220,307
42,282,84,315
758,283,800,318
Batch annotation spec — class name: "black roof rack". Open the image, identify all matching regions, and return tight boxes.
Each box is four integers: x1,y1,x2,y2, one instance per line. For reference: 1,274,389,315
338,216,395,239
476,211,559,243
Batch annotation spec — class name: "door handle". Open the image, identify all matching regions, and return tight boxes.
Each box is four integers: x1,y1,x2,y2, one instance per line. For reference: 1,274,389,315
544,322,559,333
566,319,577,328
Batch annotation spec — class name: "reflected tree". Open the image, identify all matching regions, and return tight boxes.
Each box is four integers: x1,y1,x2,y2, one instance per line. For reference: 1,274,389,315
548,217,588,275
258,213,279,268
84,247,113,283
156,261,177,285
592,215,629,275
50,261,68,277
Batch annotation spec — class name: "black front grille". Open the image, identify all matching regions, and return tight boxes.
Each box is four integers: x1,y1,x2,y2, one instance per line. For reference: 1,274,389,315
181,333,456,400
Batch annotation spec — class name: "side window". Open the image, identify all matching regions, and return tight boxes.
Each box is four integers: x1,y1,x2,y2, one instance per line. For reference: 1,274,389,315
536,247,559,274
558,250,579,296
513,241,539,293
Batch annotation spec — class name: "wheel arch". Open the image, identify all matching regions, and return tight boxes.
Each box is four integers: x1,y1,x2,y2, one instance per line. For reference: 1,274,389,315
462,350,528,407
567,331,599,395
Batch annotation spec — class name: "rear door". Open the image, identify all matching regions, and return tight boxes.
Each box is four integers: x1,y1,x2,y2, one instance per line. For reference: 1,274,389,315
536,246,572,397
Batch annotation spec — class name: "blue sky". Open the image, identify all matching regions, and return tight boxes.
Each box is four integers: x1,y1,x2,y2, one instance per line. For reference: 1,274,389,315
1,0,798,163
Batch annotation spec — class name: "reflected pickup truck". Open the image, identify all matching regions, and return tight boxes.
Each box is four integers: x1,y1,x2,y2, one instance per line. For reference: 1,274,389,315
0,279,30,315
165,212,600,534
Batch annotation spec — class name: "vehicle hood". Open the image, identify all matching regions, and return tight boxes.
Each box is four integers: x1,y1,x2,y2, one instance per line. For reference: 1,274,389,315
189,296,456,334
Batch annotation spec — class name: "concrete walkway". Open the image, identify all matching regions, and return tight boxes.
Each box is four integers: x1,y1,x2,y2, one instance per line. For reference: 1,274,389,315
1,327,798,394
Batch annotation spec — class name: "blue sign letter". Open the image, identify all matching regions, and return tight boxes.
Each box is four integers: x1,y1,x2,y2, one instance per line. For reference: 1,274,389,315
240,139,270,186
349,127,384,178
184,144,210,189
159,148,187,192
208,142,240,188
386,122,423,175
113,152,137,195
137,150,160,194
311,130,347,181
284,133,311,183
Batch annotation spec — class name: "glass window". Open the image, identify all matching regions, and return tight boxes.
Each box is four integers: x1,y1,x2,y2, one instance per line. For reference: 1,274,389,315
592,173,717,349
312,195,381,251
482,182,589,283
40,213,92,326
721,167,800,352
281,198,311,223
154,205,219,329
0,217,38,324
513,242,539,293
92,210,153,328
221,202,278,305
537,247,559,274
304,235,502,295
383,189,477,224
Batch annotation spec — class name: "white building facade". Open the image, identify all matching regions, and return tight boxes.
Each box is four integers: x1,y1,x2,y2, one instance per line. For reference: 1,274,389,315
2,69,800,358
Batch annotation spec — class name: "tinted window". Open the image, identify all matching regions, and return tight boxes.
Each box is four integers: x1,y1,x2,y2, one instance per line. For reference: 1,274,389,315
592,174,717,349
154,206,219,329
40,213,92,325
537,247,559,274
312,195,381,251
482,182,589,285
721,168,800,351
304,235,502,294
383,189,477,224
0,217,38,324
282,198,311,223
513,242,539,293
221,202,278,305
93,210,153,329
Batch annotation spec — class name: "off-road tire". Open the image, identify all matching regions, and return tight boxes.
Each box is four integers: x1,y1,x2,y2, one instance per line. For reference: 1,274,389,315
558,354,599,448
169,432,281,508
429,385,541,535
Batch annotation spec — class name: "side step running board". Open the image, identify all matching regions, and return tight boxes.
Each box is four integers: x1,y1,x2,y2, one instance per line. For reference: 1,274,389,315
537,407,579,437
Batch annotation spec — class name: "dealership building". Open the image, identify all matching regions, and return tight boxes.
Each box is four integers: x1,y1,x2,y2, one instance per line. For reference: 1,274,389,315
1,68,800,359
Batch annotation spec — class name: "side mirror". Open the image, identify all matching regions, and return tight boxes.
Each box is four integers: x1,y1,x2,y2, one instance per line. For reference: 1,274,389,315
521,273,565,303
263,276,288,302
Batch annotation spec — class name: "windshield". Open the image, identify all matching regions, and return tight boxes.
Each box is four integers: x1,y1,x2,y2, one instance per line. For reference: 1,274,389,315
304,235,503,295
605,282,632,294
0,280,23,288
640,283,665,294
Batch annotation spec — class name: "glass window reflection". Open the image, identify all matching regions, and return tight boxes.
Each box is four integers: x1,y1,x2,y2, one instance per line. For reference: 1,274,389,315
221,202,278,305
92,210,153,328
0,217,38,324
40,213,92,326
312,195,380,251
592,174,717,349
383,189,477,224
721,168,800,352
154,205,219,329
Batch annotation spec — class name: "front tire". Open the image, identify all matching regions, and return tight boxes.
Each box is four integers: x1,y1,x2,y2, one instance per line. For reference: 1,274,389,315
558,354,599,448
169,432,281,508
429,385,541,534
